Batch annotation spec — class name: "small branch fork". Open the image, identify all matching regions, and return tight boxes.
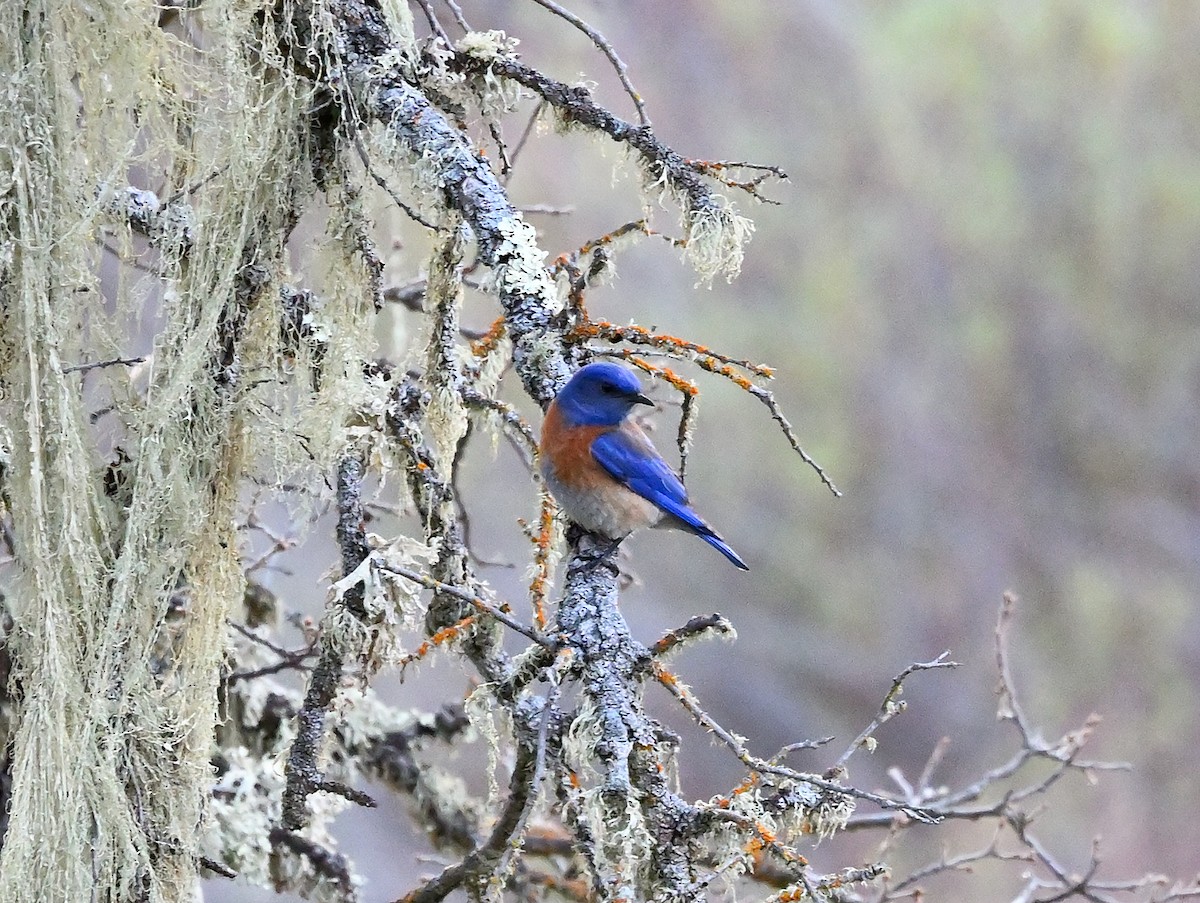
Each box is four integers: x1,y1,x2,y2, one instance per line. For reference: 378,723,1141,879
848,593,1194,903
830,651,959,774
686,159,790,205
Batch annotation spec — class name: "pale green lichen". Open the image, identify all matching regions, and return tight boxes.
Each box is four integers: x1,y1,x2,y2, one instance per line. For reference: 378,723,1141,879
455,30,519,62
562,694,605,781
465,682,510,809
330,685,423,751
583,785,652,896
630,148,756,285
683,203,756,285
0,2,378,898
205,746,360,903
377,0,418,55
794,789,856,842
372,533,440,633
451,31,526,116
489,215,559,303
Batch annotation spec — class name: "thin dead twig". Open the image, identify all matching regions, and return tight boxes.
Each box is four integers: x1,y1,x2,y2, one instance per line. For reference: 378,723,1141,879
527,0,649,126
832,651,958,772
381,563,556,650
62,356,147,375
652,664,939,823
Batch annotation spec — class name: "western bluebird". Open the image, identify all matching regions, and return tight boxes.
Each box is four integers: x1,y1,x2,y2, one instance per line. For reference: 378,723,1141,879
539,361,749,570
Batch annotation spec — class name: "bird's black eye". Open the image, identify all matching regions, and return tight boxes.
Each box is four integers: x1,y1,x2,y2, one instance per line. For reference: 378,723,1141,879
600,383,618,395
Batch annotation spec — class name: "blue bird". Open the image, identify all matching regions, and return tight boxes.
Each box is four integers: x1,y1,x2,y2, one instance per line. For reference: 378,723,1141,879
539,362,748,570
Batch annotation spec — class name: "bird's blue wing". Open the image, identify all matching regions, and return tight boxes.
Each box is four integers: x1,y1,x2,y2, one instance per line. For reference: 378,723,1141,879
590,429,699,529
591,427,749,570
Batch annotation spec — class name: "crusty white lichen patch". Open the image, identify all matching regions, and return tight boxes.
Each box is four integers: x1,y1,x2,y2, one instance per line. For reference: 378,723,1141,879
489,215,558,303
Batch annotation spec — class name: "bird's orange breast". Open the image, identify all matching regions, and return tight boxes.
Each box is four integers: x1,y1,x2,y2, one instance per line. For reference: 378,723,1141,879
539,404,610,488
539,402,662,536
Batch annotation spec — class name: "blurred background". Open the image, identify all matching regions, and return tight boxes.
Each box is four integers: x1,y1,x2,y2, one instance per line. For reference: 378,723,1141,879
211,0,1200,899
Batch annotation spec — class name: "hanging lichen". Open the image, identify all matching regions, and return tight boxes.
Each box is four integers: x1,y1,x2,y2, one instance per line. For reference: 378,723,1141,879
0,2,375,899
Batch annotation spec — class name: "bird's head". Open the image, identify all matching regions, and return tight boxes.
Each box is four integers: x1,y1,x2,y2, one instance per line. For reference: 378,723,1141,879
553,362,654,426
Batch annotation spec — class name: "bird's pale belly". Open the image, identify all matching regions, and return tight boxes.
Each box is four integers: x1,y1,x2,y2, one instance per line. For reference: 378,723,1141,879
542,468,662,538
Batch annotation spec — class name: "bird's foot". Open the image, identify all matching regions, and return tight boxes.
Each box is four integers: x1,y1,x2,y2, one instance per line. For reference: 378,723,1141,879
568,534,624,577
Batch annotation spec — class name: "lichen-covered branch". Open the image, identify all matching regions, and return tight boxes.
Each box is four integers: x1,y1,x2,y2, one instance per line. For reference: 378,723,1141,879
280,456,374,834
331,0,574,406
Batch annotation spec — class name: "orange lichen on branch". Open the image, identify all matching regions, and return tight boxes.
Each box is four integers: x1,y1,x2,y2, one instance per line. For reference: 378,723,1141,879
696,357,758,390
768,886,808,903
747,824,776,849
568,314,840,494
551,220,652,278
711,773,762,810
710,773,758,806
570,318,775,378
653,664,680,689
470,315,507,358
730,773,761,800
619,354,700,396
527,494,556,628
399,615,477,671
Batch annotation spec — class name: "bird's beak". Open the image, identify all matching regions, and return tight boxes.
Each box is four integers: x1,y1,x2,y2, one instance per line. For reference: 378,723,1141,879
632,392,654,407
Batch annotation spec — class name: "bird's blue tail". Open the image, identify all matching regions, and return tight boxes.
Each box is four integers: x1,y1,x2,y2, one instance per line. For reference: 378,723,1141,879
697,530,749,571
656,497,749,570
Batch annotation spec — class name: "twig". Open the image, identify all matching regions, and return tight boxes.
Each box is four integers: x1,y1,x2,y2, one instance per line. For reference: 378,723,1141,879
353,133,440,230
451,53,734,222
570,319,775,379
996,590,1034,736
381,564,556,650
440,0,469,32
62,356,146,375
652,664,939,823
651,613,734,657
505,101,546,181
525,494,557,628
526,0,649,126
492,677,561,878
518,203,574,216
270,828,357,901
1010,822,1113,903
686,158,789,204
198,856,237,879
743,380,841,496
398,687,560,903
774,737,836,758
280,456,372,832
832,651,958,772
227,619,304,661
460,387,539,457
884,824,1023,898
413,0,451,43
